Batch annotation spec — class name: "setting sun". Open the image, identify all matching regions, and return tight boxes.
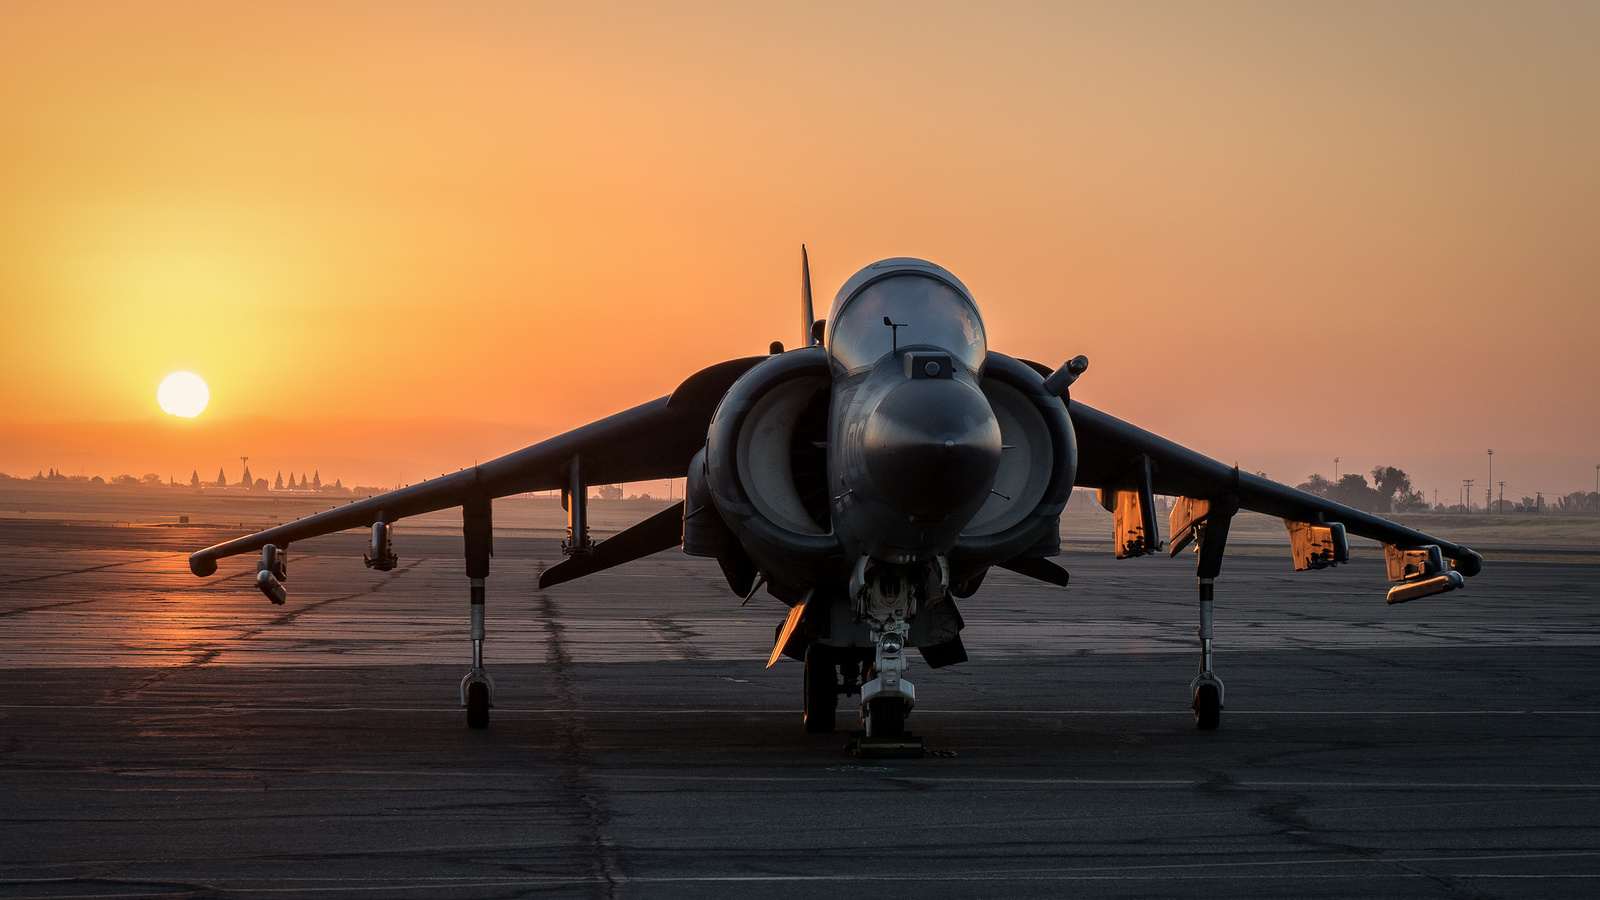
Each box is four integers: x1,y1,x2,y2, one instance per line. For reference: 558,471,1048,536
157,372,209,419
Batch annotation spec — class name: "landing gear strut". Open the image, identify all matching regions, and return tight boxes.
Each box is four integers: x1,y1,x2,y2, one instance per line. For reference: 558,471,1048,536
1191,577,1223,730
460,496,494,729
844,556,940,757
1175,495,1236,731
861,627,912,739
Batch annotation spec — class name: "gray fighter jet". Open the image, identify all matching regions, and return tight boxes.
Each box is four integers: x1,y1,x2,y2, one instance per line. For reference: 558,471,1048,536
191,252,1482,750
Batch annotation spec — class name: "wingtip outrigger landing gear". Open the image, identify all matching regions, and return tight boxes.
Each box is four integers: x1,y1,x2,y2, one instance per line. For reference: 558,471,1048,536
1191,577,1224,730
461,495,495,729
1171,494,1237,731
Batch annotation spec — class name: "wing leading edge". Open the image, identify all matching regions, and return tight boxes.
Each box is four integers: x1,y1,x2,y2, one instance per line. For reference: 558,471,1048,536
188,356,765,577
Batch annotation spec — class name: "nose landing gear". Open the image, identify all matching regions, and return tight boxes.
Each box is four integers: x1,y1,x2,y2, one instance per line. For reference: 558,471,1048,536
842,556,939,758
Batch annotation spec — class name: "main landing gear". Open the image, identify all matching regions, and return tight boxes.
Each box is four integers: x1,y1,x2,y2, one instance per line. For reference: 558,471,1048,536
803,643,869,734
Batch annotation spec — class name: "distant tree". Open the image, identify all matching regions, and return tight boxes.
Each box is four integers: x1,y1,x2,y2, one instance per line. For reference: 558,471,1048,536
1556,491,1600,516
1369,466,1415,514
216,467,228,487
312,470,321,490
254,478,269,491
112,474,138,485
90,475,105,485
48,468,66,481
1296,474,1334,497
1329,474,1379,512
33,471,45,481
241,464,253,486
300,473,308,488
274,472,284,490
190,470,200,487
333,478,343,490
1394,489,1429,513
141,473,162,486
596,484,623,500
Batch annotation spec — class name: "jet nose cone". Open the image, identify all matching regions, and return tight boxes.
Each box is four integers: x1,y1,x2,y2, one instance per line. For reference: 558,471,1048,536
863,378,1002,518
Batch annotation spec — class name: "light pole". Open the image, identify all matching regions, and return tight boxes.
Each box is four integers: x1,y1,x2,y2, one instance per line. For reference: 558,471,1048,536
1334,457,1340,480
1487,450,1493,515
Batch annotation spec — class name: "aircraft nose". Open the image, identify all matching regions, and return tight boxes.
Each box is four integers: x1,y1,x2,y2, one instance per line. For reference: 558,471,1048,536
862,377,1002,518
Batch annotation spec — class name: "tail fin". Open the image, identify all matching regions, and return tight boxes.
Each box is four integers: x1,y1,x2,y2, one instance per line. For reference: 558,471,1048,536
800,244,818,347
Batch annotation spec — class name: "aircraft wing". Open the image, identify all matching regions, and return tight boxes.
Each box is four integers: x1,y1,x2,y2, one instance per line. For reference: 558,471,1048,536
1069,400,1483,576
188,356,765,576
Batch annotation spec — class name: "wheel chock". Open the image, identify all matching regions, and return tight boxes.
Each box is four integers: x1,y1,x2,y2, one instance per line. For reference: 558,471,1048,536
845,731,925,759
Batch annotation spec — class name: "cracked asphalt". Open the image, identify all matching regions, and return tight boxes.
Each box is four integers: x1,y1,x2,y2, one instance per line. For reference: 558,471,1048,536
2,518,1598,898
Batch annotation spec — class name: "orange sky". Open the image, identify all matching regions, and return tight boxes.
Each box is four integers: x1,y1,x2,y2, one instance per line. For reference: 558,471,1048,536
2,1,1596,503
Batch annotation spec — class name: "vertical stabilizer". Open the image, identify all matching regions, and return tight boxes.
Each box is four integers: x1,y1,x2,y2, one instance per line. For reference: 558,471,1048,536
801,244,817,347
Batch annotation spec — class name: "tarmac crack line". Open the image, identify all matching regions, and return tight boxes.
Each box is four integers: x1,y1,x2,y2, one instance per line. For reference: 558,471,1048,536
537,585,623,898
0,554,169,587
1214,770,1498,900
1,571,252,618
98,560,425,704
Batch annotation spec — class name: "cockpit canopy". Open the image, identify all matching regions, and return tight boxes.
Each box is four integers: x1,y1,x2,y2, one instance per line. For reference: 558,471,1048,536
826,259,987,375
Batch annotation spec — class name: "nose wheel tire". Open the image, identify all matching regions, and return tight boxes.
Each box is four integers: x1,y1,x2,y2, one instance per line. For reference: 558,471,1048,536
1193,684,1221,731
803,644,838,733
466,681,490,729
865,697,907,739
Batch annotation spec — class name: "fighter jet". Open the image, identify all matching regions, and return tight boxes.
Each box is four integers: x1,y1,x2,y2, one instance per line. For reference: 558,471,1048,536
190,252,1482,752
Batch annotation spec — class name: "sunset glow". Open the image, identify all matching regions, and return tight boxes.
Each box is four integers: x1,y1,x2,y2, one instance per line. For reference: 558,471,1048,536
1,2,1596,500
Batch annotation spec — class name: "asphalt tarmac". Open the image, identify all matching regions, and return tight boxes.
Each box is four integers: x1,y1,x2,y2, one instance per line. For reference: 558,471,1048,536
2,518,1598,899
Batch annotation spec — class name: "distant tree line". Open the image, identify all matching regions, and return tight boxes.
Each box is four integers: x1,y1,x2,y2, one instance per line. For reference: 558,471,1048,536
1296,466,1429,513
1554,492,1600,515
2,467,354,494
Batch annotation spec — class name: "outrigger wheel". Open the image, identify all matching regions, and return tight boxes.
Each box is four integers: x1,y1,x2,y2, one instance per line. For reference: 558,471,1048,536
1193,683,1221,731
803,644,838,733
466,680,491,729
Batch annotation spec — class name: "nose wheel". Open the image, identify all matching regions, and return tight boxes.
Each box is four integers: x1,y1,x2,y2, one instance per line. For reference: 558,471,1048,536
865,696,907,738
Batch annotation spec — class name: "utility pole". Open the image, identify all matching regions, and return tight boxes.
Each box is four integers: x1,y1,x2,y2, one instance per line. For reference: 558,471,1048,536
1498,481,1505,514
1433,488,1438,510
1464,479,1475,513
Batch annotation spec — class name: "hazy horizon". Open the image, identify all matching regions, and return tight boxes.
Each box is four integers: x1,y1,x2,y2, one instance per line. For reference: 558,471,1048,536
3,2,1596,504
